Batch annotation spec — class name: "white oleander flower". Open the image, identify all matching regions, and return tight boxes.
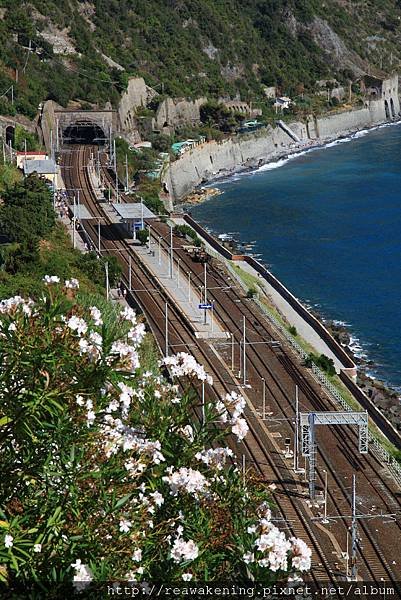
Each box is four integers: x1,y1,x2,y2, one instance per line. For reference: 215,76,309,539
182,573,193,581
290,537,312,572
33,543,42,553
67,315,88,336
43,275,60,285
119,519,132,533
163,467,209,498
231,417,249,441
90,306,103,326
64,278,79,289
4,534,13,549
170,538,199,563
71,559,93,591
132,549,142,562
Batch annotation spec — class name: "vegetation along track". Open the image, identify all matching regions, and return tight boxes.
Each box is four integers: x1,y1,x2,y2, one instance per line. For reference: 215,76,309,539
61,144,399,582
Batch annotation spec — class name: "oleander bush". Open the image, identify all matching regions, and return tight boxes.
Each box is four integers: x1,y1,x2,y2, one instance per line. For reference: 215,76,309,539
0,279,311,596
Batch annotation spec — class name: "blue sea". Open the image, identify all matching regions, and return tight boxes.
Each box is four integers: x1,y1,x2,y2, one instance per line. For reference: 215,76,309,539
191,123,401,391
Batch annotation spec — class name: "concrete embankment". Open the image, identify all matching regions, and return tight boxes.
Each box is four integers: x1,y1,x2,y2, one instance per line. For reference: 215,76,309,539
182,214,401,450
163,95,399,202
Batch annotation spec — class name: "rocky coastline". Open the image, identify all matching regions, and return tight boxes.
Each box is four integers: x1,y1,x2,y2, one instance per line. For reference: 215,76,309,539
320,316,401,434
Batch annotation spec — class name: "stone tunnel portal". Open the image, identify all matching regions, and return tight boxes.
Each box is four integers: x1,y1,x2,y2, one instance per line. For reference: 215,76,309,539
62,121,107,145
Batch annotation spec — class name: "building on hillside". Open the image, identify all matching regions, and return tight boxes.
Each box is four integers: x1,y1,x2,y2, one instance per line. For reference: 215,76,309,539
22,158,60,187
273,97,293,111
171,137,206,156
16,151,48,169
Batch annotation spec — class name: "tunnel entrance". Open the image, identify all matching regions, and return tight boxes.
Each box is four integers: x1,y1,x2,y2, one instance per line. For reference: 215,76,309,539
63,122,106,144
384,99,390,120
5,125,14,146
390,97,396,119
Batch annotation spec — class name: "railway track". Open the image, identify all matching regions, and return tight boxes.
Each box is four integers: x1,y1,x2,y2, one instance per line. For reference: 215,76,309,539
61,143,400,583
149,219,401,582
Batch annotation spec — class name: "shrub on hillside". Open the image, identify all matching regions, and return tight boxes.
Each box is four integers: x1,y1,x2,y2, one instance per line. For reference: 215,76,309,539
0,281,311,594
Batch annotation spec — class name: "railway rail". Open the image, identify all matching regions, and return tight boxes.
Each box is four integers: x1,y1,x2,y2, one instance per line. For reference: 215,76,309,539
61,143,401,584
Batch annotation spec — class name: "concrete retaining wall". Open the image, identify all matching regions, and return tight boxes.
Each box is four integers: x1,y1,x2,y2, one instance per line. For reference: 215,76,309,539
164,98,392,202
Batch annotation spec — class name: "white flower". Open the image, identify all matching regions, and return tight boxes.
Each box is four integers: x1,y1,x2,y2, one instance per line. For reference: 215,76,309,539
182,573,193,581
290,537,312,572
43,275,60,285
243,552,255,564
33,543,42,553
195,447,233,470
231,417,248,441
76,395,85,406
163,353,213,384
90,306,103,326
8,323,16,332
163,467,209,498
120,306,137,325
119,519,132,533
132,549,142,562
86,410,96,427
67,315,88,336
4,534,13,549
71,559,93,591
150,491,164,507
170,538,199,563
64,278,79,289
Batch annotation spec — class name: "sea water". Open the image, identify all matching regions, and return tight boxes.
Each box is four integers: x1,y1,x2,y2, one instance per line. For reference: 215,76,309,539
191,123,401,390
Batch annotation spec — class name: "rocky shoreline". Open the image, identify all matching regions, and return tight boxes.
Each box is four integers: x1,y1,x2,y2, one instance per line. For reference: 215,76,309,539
320,316,401,433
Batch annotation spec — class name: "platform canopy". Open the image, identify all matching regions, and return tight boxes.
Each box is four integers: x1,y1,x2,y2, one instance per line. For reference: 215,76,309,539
111,203,156,221
68,204,93,220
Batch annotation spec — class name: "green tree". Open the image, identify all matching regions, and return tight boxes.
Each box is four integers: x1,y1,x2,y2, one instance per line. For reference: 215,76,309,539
0,175,55,245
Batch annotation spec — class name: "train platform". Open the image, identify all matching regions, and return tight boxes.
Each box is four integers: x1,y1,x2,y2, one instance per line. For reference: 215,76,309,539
130,236,229,340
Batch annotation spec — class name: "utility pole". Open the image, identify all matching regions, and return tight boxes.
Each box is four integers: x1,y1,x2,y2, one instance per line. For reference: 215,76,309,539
113,139,119,202
105,261,109,301
351,473,357,581
165,302,169,358
262,377,266,420
242,316,246,386
11,85,13,105
231,333,235,371
203,262,207,325
125,154,129,192
128,255,132,292
169,224,173,279
187,271,191,301
72,195,76,249
56,118,59,152
293,385,300,472
201,381,205,425
97,220,101,253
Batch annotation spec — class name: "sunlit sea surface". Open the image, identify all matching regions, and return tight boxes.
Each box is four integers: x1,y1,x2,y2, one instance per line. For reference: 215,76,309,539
192,123,401,391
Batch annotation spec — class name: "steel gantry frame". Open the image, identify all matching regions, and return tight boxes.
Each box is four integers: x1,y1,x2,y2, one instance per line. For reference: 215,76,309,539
300,411,369,498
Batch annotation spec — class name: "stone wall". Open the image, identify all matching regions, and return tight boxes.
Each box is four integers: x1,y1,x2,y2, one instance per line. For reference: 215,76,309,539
153,97,207,133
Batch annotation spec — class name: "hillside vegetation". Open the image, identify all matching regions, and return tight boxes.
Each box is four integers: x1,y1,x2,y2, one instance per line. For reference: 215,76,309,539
0,1,401,117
